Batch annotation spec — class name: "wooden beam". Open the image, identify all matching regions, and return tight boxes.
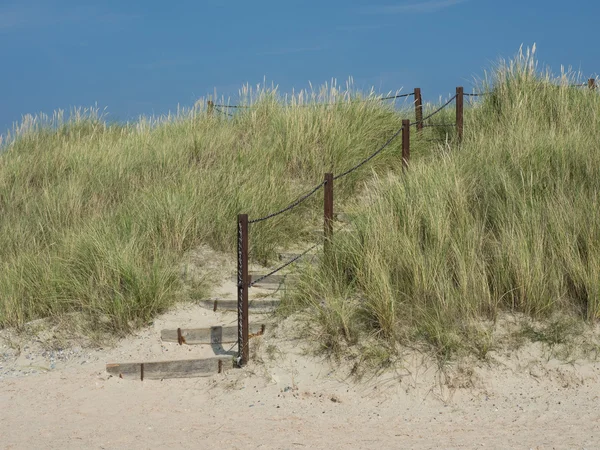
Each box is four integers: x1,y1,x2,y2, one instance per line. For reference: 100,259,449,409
456,86,464,143
414,88,423,132
106,357,234,380
589,78,596,90
324,172,334,261
402,119,410,172
161,324,265,345
250,284,287,291
228,274,297,285
238,213,249,366
198,299,280,313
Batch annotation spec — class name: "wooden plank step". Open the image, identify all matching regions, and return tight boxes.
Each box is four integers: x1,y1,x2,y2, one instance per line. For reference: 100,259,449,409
229,274,296,285
106,356,234,380
161,324,265,345
197,299,279,313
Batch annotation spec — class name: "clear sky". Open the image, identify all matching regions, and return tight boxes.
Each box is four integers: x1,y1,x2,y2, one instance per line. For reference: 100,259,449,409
1,0,598,133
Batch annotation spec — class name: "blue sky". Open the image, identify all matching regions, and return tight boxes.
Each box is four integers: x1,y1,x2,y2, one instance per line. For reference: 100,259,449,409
1,0,598,132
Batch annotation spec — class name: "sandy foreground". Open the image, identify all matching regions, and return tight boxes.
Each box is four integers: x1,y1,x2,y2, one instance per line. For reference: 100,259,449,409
1,255,599,450
1,307,599,450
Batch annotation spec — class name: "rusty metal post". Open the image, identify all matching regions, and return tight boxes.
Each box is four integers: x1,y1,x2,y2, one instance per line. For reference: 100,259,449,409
207,100,214,115
402,119,410,172
324,173,334,258
456,87,464,143
414,88,423,132
237,214,249,366
589,78,597,90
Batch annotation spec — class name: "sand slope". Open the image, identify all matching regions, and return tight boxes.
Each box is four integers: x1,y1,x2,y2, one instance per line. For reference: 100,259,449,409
2,304,600,450
1,248,599,449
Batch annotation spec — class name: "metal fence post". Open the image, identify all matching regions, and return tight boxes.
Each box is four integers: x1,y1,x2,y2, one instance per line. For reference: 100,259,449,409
207,100,214,115
402,119,410,172
456,87,464,143
324,173,334,257
237,214,249,366
589,78,597,90
414,88,423,132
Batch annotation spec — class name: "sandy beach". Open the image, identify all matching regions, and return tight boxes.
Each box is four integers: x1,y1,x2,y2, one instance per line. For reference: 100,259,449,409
1,299,599,449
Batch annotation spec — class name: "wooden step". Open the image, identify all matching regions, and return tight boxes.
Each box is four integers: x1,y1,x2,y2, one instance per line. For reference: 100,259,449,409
161,324,265,345
106,356,234,380
229,274,297,285
197,299,279,313
251,283,288,291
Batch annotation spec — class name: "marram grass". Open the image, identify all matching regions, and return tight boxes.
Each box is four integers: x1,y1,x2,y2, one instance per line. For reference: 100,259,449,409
2,49,598,363
0,81,416,334
288,49,600,361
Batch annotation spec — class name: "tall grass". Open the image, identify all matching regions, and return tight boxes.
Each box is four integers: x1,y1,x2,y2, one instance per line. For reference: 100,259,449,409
0,80,415,334
289,47,600,360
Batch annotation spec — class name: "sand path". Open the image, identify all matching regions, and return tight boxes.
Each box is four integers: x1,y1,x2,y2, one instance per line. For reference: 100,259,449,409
1,251,599,449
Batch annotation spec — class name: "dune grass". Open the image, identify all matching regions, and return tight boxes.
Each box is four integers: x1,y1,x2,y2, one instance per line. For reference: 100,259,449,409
3,46,597,364
0,81,420,335
286,47,600,363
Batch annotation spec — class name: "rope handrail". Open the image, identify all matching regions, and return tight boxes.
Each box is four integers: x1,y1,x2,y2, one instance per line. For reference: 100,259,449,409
410,94,457,126
293,94,411,108
248,182,325,224
248,244,320,287
332,93,459,180
214,107,234,117
377,92,415,101
249,92,459,221
216,81,596,111
334,125,403,181
214,104,251,109
236,77,599,365
213,92,415,111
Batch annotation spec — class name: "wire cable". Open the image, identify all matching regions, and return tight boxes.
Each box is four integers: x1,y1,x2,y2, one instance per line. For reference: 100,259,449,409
410,94,457,125
214,104,251,108
248,244,320,287
378,92,414,101
333,126,403,180
248,93,457,220
249,182,325,224
214,107,234,117
212,92,415,110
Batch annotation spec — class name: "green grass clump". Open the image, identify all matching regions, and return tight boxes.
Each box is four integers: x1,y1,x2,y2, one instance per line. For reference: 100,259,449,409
289,47,600,361
0,81,414,334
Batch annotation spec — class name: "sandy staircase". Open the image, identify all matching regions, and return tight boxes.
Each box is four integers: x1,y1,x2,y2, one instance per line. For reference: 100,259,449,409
105,255,302,381
105,211,348,381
